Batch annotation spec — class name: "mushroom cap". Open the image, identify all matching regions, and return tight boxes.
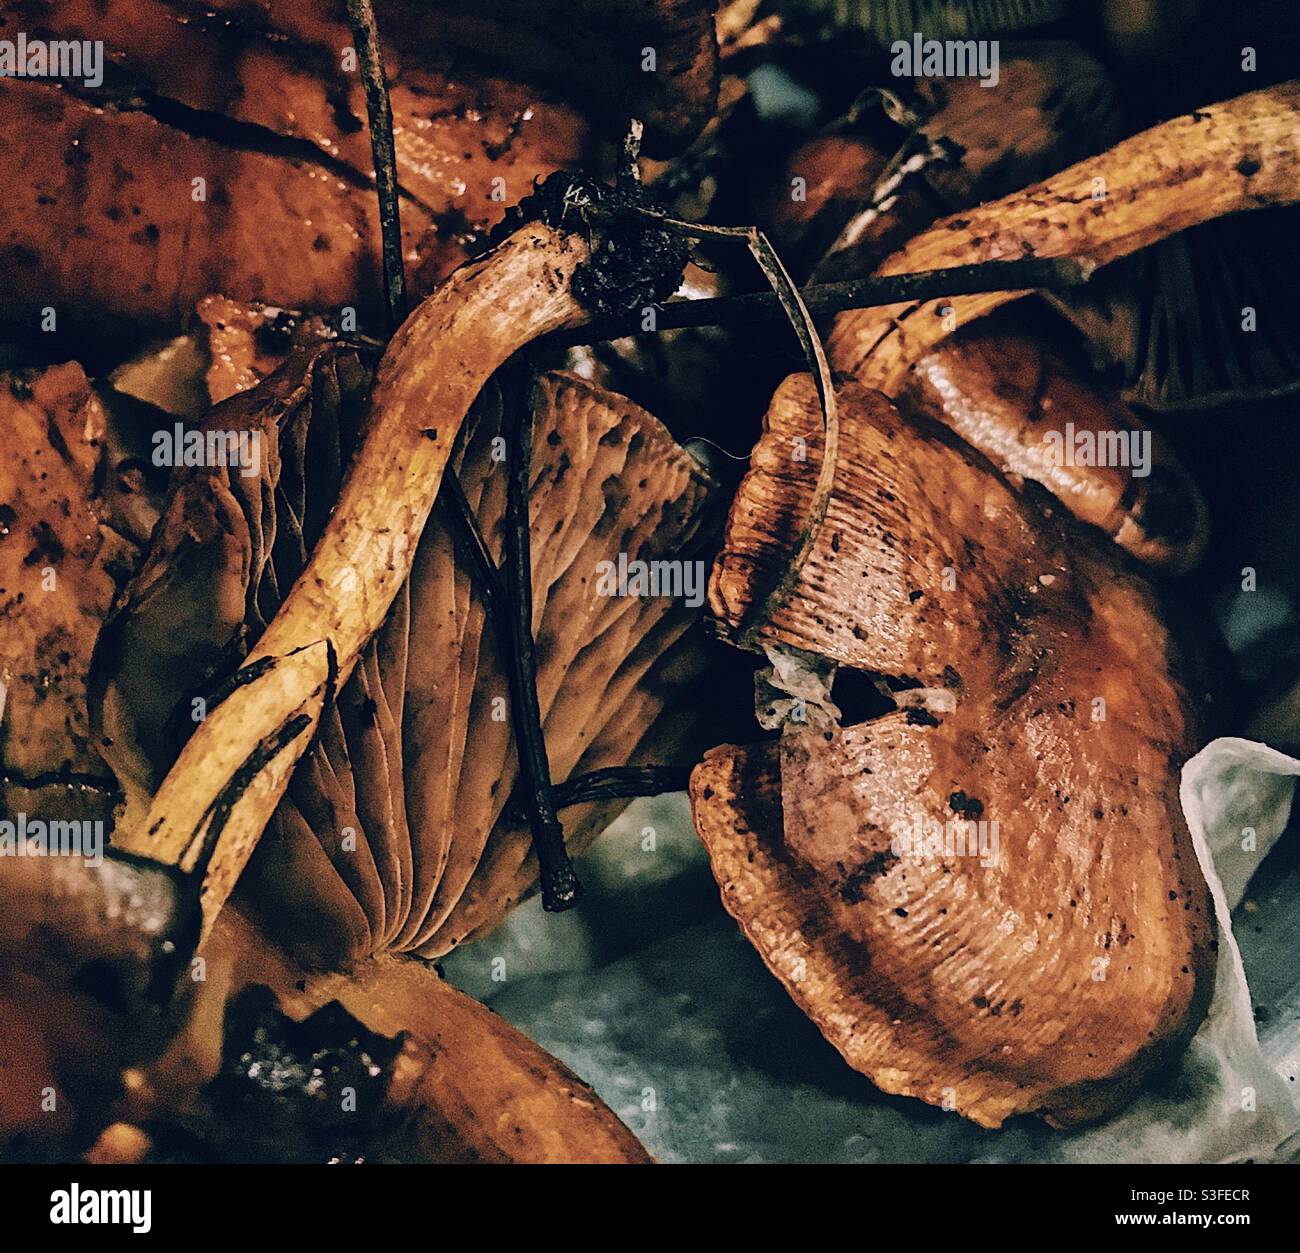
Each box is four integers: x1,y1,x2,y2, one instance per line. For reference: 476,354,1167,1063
29,0,718,156
894,318,1211,572
95,346,724,968
0,1,591,342
385,0,721,155
697,373,1215,1127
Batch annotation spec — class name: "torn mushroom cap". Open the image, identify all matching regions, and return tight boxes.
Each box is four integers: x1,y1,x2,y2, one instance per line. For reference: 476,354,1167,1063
695,374,1215,1128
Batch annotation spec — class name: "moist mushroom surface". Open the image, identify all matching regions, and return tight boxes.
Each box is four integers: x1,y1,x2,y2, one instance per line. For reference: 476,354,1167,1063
695,374,1215,1128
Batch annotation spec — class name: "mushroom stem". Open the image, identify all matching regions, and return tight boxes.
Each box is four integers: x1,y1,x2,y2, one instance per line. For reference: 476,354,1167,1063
344,0,514,702
210,908,651,1163
120,223,592,939
829,80,1300,390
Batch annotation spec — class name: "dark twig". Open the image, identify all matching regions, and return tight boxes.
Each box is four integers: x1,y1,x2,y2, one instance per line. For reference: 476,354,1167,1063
346,0,572,910
441,472,505,608
552,766,692,810
501,363,583,911
345,0,406,330
545,254,1094,348
347,0,499,626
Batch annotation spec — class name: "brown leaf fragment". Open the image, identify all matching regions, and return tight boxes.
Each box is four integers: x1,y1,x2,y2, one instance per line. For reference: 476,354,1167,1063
0,364,137,814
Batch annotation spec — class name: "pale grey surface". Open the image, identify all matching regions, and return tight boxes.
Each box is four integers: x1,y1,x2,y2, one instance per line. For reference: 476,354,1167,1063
442,793,1300,1163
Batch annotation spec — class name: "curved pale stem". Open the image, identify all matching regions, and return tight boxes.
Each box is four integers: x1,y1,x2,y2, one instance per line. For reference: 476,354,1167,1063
829,80,1300,390
119,223,591,939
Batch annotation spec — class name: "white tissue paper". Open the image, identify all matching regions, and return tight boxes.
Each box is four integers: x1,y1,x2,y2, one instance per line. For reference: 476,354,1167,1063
444,737,1300,1163
982,737,1300,1162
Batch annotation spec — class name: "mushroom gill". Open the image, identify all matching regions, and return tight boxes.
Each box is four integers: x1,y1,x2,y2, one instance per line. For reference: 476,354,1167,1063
94,333,723,969
693,373,1215,1128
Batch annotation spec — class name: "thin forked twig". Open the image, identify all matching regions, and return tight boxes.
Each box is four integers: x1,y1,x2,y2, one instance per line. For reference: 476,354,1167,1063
546,254,1093,348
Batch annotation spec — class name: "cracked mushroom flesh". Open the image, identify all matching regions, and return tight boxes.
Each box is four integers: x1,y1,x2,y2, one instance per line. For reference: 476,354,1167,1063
694,374,1216,1128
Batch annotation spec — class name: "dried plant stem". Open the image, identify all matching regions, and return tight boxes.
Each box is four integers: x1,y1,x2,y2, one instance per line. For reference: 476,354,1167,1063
830,80,1300,392
501,365,582,911
547,255,1092,347
441,472,506,610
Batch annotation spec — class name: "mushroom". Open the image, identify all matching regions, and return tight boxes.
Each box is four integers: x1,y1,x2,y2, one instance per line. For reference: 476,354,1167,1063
754,51,1212,570
96,174,702,932
3,198,704,1160
828,82,1300,391
824,80,1300,567
694,374,1215,1127
686,80,1300,1127
894,323,1210,572
96,341,725,966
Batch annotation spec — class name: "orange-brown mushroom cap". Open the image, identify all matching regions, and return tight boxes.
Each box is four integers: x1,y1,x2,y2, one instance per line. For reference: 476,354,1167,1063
408,0,721,156
694,374,1215,1128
